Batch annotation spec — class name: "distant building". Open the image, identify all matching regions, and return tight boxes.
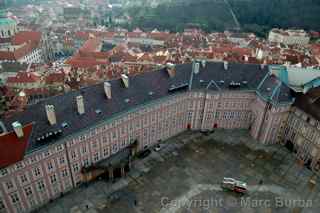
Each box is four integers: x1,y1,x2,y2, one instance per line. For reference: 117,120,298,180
0,10,17,40
268,29,310,45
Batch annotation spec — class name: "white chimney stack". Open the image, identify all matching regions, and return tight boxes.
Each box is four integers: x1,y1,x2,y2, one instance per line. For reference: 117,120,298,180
201,60,206,68
104,82,112,99
76,95,85,115
224,61,228,70
166,63,176,78
12,121,24,138
193,62,200,74
45,105,57,125
121,74,129,88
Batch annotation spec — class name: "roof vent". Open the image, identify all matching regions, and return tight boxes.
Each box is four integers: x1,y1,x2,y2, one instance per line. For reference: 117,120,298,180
45,105,57,126
104,82,112,99
148,91,154,95
242,81,248,85
124,98,130,103
200,79,204,83
95,109,102,114
219,80,225,84
121,74,129,88
12,121,24,138
267,87,271,91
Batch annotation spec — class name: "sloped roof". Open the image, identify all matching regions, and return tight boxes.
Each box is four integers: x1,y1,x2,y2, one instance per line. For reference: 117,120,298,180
1,62,293,160
0,123,33,168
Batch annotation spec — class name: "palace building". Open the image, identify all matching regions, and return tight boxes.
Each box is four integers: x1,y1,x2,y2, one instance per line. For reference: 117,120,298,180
0,61,319,212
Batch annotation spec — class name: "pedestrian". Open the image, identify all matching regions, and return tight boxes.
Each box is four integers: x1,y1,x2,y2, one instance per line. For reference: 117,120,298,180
259,179,263,185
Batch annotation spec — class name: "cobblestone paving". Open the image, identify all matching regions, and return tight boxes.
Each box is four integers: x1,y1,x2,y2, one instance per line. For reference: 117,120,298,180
37,129,320,213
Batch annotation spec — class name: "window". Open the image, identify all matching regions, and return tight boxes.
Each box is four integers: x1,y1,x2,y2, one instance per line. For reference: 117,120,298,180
47,162,53,171
61,169,68,178
59,156,65,165
0,169,8,176
83,159,90,167
50,174,57,184
71,151,76,160
5,181,14,190
73,163,79,173
37,180,45,191
20,174,28,184
0,199,5,211
103,148,109,157
82,145,87,154
10,193,19,204
24,187,33,197
33,167,41,177
93,153,99,162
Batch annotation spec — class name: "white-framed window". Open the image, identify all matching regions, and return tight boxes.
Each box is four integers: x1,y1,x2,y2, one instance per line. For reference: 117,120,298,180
33,167,41,177
83,159,90,167
93,153,99,162
82,145,87,154
10,193,19,204
59,156,65,165
36,180,45,191
73,163,79,173
24,186,33,197
61,169,68,178
103,147,109,157
0,198,5,211
20,174,28,184
47,162,53,171
0,169,8,177
71,151,77,160
5,181,14,190
50,174,57,184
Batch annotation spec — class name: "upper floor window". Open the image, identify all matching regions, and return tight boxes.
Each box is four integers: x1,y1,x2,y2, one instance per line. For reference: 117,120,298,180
10,193,19,204
20,174,28,184
33,167,41,177
24,187,33,197
5,181,14,190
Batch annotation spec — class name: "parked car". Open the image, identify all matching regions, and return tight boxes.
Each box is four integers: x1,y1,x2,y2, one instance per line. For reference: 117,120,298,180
154,144,162,152
221,177,247,194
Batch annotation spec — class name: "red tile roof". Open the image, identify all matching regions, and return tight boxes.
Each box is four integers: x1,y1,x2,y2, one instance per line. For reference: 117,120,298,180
7,72,41,84
11,31,41,45
0,123,33,168
45,72,65,84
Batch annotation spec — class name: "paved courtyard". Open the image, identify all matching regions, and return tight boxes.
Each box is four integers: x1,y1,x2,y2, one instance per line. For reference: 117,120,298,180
37,129,320,213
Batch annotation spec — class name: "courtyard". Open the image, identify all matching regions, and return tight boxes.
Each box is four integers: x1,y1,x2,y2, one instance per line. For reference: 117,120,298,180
38,129,320,213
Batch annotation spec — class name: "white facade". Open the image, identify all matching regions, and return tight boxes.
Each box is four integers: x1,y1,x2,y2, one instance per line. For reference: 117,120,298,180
268,29,310,45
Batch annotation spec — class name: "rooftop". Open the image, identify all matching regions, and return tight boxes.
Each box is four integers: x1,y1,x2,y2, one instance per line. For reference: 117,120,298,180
0,62,293,158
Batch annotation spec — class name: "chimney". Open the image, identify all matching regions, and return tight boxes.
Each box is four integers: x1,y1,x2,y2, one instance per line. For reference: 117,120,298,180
193,62,200,74
244,55,249,62
104,82,112,99
76,95,85,115
201,60,206,68
12,121,24,138
121,74,129,88
166,63,176,78
45,105,57,125
224,61,228,70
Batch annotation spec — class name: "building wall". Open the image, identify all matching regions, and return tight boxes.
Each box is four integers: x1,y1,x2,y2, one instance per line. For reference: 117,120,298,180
0,90,290,213
283,107,320,173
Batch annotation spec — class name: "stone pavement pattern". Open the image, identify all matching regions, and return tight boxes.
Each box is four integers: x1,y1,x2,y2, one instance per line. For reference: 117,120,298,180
37,129,320,213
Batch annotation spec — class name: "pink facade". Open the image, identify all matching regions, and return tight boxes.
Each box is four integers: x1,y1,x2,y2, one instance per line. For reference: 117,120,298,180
0,89,291,213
